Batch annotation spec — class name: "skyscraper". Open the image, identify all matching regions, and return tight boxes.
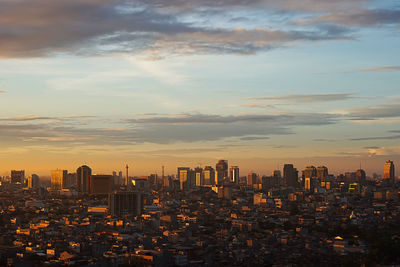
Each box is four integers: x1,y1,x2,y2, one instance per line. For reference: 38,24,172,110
303,166,316,178
317,166,328,180
89,174,113,195
27,174,40,189
51,169,67,191
203,166,215,185
283,164,298,188
77,165,92,193
247,172,257,186
11,170,25,184
216,160,228,185
356,169,366,184
383,160,395,183
229,166,239,184
194,167,203,187
177,167,194,190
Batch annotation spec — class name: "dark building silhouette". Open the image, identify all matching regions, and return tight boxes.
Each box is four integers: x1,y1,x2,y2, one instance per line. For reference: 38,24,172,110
89,174,113,195
283,164,298,188
356,169,366,184
216,160,228,185
11,170,25,184
77,165,92,193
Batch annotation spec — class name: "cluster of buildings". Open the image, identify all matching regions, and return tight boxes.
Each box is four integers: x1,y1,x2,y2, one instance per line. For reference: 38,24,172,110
0,160,399,265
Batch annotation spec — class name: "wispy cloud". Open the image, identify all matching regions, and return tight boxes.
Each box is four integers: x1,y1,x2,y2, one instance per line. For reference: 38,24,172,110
350,135,400,141
358,66,400,72
246,93,354,103
349,104,400,120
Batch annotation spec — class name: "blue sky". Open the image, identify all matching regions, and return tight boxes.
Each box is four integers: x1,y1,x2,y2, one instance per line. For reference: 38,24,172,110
0,0,399,176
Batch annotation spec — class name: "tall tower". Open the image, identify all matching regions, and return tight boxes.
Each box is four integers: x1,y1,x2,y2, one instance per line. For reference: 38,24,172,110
77,165,92,193
283,164,298,188
384,160,395,183
216,160,228,185
126,164,129,186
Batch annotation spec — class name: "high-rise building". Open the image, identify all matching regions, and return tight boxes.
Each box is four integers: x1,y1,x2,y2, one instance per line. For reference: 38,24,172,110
303,166,316,178
11,170,25,184
109,191,143,217
283,164,298,188
194,167,203,187
77,165,92,193
356,169,366,184
27,174,40,189
229,166,240,184
203,166,215,185
64,173,77,189
383,160,395,183
317,166,329,180
216,160,228,185
177,167,194,190
89,174,113,195
51,169,67,191
247,172,258,186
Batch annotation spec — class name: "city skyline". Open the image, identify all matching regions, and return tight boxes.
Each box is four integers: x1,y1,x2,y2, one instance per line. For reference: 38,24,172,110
1,0,400,174
1,158,397,179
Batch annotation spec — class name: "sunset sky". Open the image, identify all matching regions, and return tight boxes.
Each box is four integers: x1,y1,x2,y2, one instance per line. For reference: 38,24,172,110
0,0,399,177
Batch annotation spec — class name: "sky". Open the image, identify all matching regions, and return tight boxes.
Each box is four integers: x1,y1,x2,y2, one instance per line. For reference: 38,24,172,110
0,0,399,177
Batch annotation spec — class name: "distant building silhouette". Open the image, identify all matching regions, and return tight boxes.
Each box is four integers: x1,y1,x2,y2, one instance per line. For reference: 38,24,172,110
11,170,25,184
89,174,113,195
383,160,395,183
229,166,239,184
77,165,92,193
203,166,215,185
216,160,228,185
283,164,298,188
27,174,40,189
51,169,67,190
247,172,257,186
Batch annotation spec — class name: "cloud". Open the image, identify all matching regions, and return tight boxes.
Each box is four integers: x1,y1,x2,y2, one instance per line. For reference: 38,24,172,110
349,104,400,120
0,90,5,94
350,135,400,141
0,0,366,58
308,9,400,27
125,112,339,125
0,111,341,145
358,66,400,72
0,115,55,121
246,93,353,103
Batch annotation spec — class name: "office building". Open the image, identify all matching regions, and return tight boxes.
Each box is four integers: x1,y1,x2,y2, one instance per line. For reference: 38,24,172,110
283,164,298,188
194,167,203,187
203,166,215,185
356,169,366,184
303,166,316,178
109,191,143,217
27,174,40,189
11,170,25,184
247,172,258,186
229,166,239,184
317,166,329,180
383,160,395,183
77,165,92,193
89,174,113,195
177,167,194,190
51,169,67,191
216,160,228,185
